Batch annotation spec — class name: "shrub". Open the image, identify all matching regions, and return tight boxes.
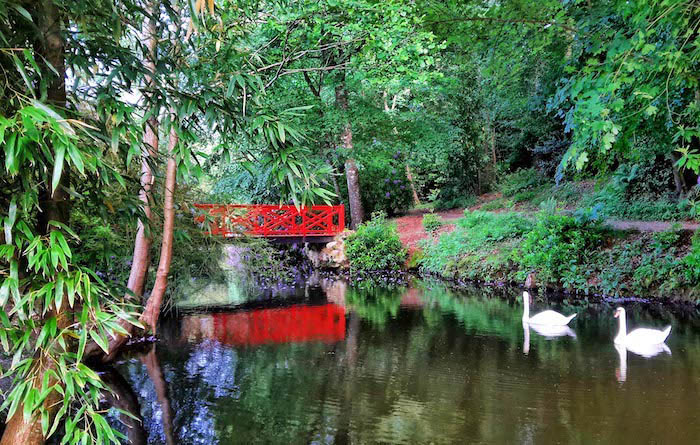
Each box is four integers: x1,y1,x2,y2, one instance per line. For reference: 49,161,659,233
517,209,606,286
346,212,407,271
422,213,443,233
683,231,700,284
357,149,414,216
580,162,692,221
499,168,545,197
480,198,506,211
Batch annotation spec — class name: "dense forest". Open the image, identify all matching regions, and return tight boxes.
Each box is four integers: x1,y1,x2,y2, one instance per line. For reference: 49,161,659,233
1,0,699,443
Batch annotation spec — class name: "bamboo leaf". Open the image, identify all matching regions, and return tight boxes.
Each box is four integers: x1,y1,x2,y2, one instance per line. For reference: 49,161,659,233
89,330,109,354
13,5,33,22
51,145,66,196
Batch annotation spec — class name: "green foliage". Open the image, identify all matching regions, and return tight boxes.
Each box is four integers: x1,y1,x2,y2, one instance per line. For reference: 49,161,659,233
498,168,545,198
421,206,700,297
581,163,691,221
422,213,443,233
434,194,477,211
517,208,607,287
479,199,507,211
552,0,700,179
683,231,700,284
71,210,133,285
356,149,414,216
209,162,281,204
420,211,532,276
346,212,407,272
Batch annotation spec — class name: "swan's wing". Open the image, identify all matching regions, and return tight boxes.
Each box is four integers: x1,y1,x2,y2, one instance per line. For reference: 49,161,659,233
528,310,574,326
625,328,670,345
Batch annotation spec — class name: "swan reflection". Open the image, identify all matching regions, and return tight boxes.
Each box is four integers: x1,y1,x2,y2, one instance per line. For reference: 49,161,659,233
523,322,576,355
615,342,671,382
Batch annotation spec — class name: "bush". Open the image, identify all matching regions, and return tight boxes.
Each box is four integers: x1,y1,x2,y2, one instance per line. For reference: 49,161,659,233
499,168,545,197
346,212,407,271
581,163,692,221
683,231,700,284
422,213,443,233
357,149,414,216
479,198,507,211
516,208,606,286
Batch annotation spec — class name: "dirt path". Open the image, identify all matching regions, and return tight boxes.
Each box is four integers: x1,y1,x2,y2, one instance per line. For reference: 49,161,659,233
393,207,699,249
606,220,699,232
393,208,464,248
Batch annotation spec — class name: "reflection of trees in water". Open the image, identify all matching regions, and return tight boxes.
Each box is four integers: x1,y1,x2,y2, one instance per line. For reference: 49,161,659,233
345,284,404,326
102,280,700,444
114,342,238,445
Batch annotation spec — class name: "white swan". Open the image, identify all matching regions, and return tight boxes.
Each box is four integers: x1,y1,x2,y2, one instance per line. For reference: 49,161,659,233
613,307,671,347
522,292,576,326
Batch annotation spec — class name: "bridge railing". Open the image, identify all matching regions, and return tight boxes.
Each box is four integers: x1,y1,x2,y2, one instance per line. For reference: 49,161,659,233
194,204,345,238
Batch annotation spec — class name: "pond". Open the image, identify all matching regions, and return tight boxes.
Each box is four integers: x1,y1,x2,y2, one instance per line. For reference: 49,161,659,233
107,277,700,444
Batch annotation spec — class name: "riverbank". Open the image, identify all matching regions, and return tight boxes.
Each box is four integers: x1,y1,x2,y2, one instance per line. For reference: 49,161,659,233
396,207,700,303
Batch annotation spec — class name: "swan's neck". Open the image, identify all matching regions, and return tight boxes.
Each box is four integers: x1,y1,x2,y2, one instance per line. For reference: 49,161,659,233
522,296,529,322
615,314,627,343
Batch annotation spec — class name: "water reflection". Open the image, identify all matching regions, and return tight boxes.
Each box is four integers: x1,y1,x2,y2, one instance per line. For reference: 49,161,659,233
180,304,346,346
104,278,700,444
522,322,577,355
528,323,577,339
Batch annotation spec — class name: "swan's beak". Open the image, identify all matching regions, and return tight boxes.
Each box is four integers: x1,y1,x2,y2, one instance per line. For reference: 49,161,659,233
613,310,619,318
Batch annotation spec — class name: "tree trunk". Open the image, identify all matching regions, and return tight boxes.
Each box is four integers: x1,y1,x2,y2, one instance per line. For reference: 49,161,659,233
2,2,69,443
490,124,497,166
335,80,364,228
331,168,342,199
141,120,178,333
83,0,162,363
670,152,687,198
125,0,160,299
405,165,420,206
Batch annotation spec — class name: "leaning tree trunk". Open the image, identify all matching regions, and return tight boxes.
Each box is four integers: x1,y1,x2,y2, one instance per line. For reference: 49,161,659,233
141,120,178,333
126,0,160,299
1,1,68,443
335,80,364,228
84,0,161,362
670,152,687,198
405,165,420,206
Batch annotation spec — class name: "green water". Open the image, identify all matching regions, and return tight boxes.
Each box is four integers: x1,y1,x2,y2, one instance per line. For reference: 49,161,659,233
109,279,700,444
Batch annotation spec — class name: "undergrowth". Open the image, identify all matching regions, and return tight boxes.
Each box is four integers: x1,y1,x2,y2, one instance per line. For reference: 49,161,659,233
346,212,407,272
420,207,700,300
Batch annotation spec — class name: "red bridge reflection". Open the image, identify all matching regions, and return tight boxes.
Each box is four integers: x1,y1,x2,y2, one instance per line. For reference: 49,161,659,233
182,304,346,346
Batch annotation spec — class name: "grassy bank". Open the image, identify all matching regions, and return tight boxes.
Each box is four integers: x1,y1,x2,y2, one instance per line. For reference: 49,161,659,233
469,168,696,222
418,209,700,301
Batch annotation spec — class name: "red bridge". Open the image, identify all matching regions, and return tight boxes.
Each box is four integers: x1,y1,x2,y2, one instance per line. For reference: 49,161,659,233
194,204,345,242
